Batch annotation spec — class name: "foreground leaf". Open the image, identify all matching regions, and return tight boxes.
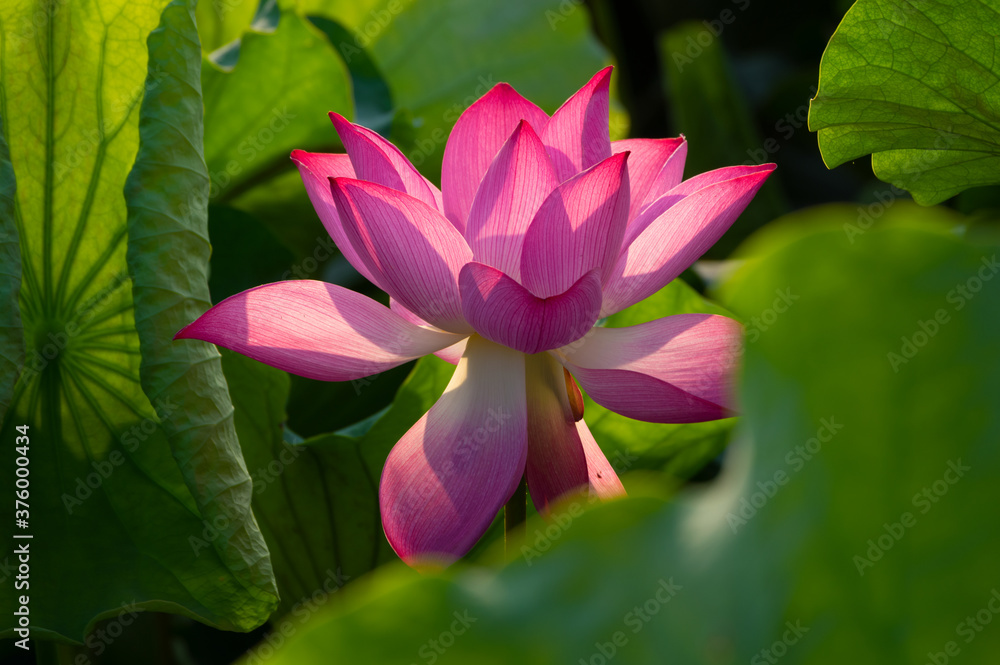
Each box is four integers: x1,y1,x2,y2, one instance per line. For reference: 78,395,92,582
809,0,1000,204
0,0,275,640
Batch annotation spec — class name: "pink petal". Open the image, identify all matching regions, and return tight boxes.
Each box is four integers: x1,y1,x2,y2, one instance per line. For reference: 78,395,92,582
174,281,463,381
291,150,388,289
525,353,624,512
626,164,774,246
612,137,686,222
602,164,775,316
433,340,467,365
442,83,549,233
380,335,527,567
390,298,468,365
556,314,742,423
465,121,559,281
520,152,630,298
459,262,602,354
577,419,627,500
331,178,473,334
329,113,443,213
541,67,613,182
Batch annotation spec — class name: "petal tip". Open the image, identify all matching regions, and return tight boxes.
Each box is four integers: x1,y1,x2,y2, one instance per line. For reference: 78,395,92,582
173,321,196,341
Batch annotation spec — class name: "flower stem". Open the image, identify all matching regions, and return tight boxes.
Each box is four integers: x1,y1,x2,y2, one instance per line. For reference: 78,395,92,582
504,474,527,560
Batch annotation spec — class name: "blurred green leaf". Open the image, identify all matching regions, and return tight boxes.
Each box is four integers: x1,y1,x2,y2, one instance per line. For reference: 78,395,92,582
718,203,1000,663
305,0,610,183
659,22,787,255
809,0,1000,204
307,15,394,135
0,118,22,426
195,0,259,53
585,279,738,481
0,0,276,640
247,204,1000,664
202,11,353,205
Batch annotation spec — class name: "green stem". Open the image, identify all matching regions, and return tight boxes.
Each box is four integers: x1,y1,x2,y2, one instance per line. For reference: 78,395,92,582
504,475,527,560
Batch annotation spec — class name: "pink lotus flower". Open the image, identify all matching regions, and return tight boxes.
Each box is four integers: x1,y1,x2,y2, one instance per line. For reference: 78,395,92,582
177,67,774,568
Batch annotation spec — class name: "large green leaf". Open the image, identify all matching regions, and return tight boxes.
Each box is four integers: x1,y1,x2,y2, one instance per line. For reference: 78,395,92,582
126,0,279,624
202,10,353,206
223,350,456,616
0,118,22,426
0,0,274,640
246,204,1000,664
808,0,1000,204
